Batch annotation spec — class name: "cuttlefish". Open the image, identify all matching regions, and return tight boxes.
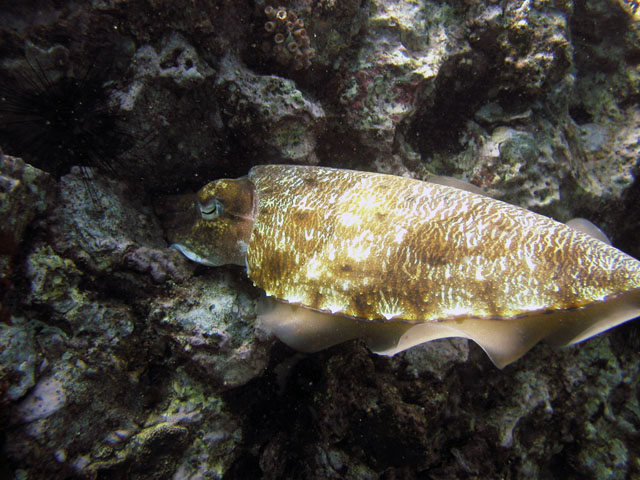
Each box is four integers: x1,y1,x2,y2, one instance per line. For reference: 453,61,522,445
167,165,640,368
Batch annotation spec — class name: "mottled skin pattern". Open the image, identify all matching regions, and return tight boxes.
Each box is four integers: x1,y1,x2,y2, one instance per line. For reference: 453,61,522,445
246,165,640,323
171,178,255,266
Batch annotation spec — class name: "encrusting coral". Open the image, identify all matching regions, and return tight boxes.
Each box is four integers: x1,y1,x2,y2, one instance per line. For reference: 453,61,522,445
262,5,315,70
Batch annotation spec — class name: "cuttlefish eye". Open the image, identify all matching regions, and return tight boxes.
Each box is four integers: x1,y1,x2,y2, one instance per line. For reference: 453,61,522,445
198,198,225,220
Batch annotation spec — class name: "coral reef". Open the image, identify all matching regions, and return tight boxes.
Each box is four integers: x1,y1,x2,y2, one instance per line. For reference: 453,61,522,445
1,165,262,479
0,154,54,255
0,0,639,478
262,4,315,70
110,32,224,192
48,167,191,283
215,54,325,165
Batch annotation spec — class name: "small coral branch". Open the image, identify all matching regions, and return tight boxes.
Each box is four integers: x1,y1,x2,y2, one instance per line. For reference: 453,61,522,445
262,5,315,70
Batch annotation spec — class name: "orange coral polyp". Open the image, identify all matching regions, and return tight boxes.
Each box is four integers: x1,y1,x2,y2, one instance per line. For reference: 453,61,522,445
263,5,313,70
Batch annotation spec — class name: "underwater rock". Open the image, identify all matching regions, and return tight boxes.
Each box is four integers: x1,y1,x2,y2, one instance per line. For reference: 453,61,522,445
25,246,137,344
402,338,469,381
0,154,54,256
7,242,244,479
431,0,640,222
14,375,67,423
337,0,466,160
232,329,640,479
0,318,37,402
87,422,190,479
0,153,55,328
215,54,325,165
460,124,568,212
112,32,226,192
432,93,638,222
332,0,570,168
1,0,639,478
149,270,272,390
495,1,573,96
48,167,191,283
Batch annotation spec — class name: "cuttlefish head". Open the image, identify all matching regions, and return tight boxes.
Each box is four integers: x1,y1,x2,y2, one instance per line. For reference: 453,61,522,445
165,177,256,267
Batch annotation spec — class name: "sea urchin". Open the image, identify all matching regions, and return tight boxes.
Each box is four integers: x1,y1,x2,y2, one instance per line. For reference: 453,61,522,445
0,54,126,178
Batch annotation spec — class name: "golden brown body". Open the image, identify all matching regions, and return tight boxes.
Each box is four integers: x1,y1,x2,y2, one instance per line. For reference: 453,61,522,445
248,165,640,322
168,165,640,367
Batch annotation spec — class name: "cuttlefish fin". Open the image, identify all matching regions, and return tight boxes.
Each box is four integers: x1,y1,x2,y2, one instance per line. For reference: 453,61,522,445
255,297,534,367
256,298,370,352
542,288,640,346
256,297,412,353
371,316,558,368
426,175,489,197
565,217,612,245
256,291,640,368
255,297,540,366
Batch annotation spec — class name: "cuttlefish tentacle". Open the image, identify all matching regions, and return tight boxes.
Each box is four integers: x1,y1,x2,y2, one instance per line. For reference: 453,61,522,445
166,165,640,368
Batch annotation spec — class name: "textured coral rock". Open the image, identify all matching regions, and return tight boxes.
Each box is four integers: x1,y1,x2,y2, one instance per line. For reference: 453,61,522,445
0,318,38,402
337,0,466,160
111,32,227,192
228,331,640,479
48,168,191,283
0,154,54,255
404,0,639,225
3,168,260,479
149,270,273,390
215,54,326,165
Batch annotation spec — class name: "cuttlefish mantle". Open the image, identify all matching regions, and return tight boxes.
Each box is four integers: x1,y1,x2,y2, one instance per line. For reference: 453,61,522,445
165,165,640,368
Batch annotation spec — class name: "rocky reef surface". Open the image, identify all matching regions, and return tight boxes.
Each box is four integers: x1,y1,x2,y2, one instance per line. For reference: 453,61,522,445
0,0,639,478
